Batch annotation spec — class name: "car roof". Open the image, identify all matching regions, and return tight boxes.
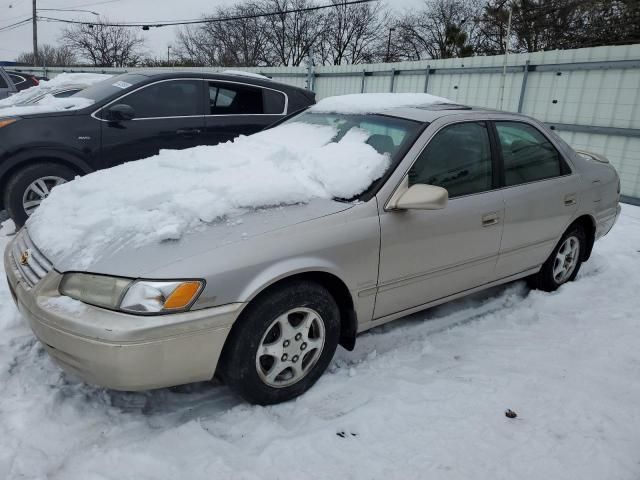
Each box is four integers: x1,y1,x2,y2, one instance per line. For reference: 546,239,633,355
379,103,523,124
127,70,308,93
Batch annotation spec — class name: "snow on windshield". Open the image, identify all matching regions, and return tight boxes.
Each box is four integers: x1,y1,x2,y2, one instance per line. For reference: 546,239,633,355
310,93,452,114
0,72,110,108
28,122,390,269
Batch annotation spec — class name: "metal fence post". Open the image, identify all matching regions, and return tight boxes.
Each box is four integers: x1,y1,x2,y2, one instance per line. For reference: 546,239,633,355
389,68,396,92
424,65,431,93
517,60,530,113
306,47,315,92
360,69,366,93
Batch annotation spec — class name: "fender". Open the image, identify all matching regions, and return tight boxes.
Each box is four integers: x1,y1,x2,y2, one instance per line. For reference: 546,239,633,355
0,146,95,181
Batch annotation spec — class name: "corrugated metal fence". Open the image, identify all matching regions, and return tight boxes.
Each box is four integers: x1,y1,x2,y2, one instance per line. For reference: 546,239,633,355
13,44,640,201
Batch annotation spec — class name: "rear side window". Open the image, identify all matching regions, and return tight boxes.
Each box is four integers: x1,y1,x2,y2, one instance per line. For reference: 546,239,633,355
208,82,285,115
0,75,6,88
409,122,493,198
120,80,202,118
263,89,286,114
495,122,563,186
8,74,25,86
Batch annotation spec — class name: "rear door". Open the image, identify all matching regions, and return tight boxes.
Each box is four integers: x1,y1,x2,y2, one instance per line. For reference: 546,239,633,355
99,79,205,168
202,81,287,145
492,120,580,278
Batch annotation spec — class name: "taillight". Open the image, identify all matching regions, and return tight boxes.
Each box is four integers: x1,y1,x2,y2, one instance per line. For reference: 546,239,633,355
32,77,40,86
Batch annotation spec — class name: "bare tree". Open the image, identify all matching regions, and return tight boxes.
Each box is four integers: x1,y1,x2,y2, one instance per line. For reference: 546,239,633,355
176,2,270,66
260,0,326,66
15,44,76,66
395,0,480,60
316,0,386,65
60,20,145,67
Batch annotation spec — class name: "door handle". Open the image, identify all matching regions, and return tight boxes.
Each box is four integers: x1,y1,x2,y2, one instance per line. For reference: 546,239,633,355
564,193,577,206
176,128,201,136
482,212,500,227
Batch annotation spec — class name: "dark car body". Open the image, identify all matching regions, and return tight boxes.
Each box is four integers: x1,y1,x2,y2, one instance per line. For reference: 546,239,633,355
0,71,316,224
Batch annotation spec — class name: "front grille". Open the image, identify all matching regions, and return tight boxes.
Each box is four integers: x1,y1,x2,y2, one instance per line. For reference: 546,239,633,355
10,229,53,288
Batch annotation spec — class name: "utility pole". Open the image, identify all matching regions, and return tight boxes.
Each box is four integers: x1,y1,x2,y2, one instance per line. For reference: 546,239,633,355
385,27,396,63
32,0,38,66
167,45,171,65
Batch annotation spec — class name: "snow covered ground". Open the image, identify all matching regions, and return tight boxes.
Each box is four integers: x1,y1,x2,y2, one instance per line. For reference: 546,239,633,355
1,206,639,480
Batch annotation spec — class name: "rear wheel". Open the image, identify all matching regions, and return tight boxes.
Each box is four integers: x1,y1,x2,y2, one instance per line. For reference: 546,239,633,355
529,225,586,292
220,281,340,405
3,163,75,227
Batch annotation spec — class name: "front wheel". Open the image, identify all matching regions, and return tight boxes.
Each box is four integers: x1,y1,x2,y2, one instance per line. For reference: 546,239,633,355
3,163,75,227
529,226,586,292
220,281,340,405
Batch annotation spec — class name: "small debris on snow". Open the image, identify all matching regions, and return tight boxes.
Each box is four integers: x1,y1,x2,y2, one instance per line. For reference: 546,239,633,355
505,409,518,419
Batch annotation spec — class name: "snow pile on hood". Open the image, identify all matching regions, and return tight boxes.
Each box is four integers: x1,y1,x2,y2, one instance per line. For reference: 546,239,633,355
28,122,390,269
0,72,110,108
310,93,452,114
0,94,94,117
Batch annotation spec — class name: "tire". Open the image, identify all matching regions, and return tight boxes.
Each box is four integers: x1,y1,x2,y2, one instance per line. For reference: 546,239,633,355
220,280,340,405
3,163,75,228
528,225,586,292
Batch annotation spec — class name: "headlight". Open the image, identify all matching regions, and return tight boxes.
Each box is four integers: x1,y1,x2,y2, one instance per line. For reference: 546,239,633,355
0,118,18,129
59,273,204,314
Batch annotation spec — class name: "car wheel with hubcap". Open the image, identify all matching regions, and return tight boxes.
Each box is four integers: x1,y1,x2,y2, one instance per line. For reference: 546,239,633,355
220,280,340,405
4,163,75,228
529,225,586,292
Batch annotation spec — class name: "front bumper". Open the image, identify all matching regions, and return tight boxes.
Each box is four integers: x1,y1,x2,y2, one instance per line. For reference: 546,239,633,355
4,239,242,391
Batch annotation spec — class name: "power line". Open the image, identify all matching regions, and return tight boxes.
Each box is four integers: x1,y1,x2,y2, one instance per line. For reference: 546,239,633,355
37,0,379,28
0,17,31,32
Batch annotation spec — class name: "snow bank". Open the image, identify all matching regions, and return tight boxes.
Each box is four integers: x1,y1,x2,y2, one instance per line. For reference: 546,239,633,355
28,122,390,268
310,93,452,114
0,72,110,108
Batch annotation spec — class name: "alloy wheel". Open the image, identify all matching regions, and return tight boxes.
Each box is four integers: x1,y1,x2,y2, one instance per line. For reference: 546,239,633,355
553,235,580,284
22,176,67,216
255,307,326,388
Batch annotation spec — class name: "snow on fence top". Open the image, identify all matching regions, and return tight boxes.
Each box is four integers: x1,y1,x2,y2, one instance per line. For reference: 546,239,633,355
28,122,390,269
310,93,452,114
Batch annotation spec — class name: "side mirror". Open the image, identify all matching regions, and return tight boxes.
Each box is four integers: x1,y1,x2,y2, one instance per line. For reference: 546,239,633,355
107,104,135,122
394,184,448,210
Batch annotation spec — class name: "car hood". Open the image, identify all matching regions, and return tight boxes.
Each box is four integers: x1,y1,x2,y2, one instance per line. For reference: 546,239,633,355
44,198,353,277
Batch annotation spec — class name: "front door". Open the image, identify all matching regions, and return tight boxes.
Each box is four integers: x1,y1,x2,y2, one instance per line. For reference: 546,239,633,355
374,121,504,319
492,120,580,278
99,79,205,169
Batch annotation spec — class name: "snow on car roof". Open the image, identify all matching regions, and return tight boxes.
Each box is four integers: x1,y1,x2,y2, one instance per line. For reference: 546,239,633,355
309,93,453,115
0,72,110,109
221,70,271,80
28,122,390,269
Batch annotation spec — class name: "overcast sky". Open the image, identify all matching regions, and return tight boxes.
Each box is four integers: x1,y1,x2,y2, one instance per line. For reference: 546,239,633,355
0,0,423,62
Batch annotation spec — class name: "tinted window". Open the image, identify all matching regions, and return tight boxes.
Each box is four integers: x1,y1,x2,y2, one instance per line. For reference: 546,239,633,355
0,75,6,88
495,122,563,186
123,80,202,118
53,89,80,98
409,122,493,198
75,73,146,103
209,82,264,114
263,89,286,114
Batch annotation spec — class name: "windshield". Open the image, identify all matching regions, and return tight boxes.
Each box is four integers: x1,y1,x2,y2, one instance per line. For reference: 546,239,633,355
284,111,421,161
70,73,147,103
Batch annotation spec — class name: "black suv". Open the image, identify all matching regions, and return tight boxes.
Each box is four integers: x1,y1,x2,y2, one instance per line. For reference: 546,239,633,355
0,71,315,226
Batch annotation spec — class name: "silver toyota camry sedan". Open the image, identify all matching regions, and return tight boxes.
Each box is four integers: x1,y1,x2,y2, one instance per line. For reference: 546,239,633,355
4,97,621,405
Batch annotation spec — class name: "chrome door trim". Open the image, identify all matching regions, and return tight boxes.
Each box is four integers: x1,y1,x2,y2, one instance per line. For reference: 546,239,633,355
91,77,289,122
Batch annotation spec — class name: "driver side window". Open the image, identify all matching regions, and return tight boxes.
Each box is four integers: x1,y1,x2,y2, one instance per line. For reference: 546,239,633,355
408,122,493,198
